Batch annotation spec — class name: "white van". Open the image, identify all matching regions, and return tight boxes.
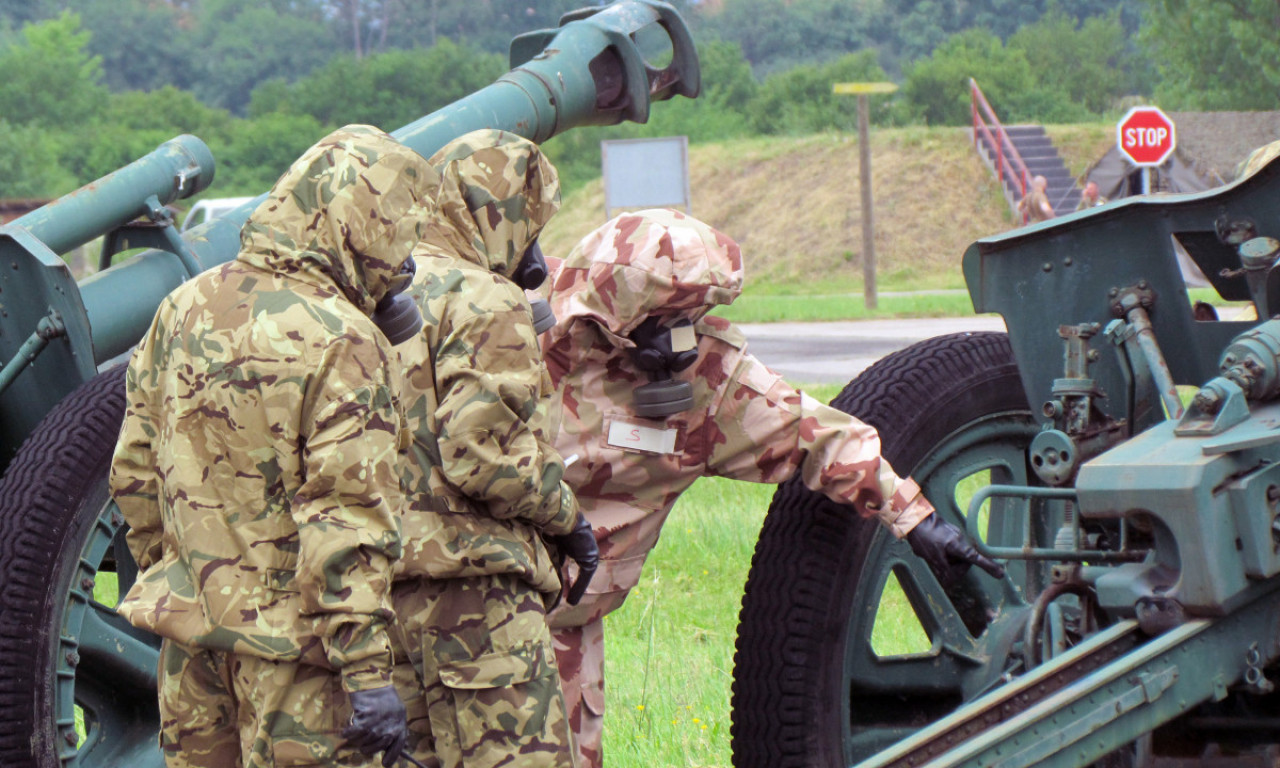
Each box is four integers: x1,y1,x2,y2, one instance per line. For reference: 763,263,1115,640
180,197,255,232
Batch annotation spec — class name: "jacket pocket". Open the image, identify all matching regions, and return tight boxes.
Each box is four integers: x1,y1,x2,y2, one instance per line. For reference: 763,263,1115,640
437,641,555,690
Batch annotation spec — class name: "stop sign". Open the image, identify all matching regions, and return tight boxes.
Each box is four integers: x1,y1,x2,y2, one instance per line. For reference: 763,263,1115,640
1117,106,1176,167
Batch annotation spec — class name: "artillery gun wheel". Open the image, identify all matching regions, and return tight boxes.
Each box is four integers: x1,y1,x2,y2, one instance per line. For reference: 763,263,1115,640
0,365,161,768
731,331,1056,766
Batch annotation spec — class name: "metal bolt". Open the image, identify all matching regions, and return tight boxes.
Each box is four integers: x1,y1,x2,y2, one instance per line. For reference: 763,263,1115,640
64,731,78,746
1138,280,1149,289
1109,287,1119,297
80,577,94,591
1063,257,1073,266
110,510,124,526
1042,262,1053,272
1192,389,1222,415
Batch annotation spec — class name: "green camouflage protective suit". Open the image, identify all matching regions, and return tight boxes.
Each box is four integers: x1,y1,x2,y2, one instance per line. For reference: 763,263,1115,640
391,129,578,768
110,125,433,767
539,209,935,768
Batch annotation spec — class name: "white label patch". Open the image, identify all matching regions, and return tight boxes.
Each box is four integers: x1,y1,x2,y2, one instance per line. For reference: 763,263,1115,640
607,420,678,454
670,324,697,352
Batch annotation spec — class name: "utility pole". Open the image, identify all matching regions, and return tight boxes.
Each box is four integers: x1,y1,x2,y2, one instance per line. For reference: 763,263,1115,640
833,81,898,310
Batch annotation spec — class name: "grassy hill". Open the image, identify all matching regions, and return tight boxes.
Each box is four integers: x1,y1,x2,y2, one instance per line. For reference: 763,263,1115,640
540,123,1117,301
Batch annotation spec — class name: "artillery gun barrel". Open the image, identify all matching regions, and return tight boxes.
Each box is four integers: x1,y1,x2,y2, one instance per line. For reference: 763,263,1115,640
10,135,215,258
0,0,697,461
82,0,696,369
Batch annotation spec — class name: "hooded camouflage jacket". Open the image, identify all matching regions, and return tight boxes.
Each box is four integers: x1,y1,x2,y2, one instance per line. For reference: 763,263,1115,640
541,209,933,627
395,129,576,594
111,125,432,692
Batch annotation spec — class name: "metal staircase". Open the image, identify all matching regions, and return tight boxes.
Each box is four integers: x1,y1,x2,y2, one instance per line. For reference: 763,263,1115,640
970,79,1081,220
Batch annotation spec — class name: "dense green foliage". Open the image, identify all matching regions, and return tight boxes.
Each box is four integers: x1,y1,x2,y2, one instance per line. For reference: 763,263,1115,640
1141,0,1280,111
0,0,1273,201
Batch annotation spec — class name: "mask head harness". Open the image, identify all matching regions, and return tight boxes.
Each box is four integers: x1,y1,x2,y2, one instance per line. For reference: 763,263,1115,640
371,257,423,345
627,315,698,418
513,239,556,334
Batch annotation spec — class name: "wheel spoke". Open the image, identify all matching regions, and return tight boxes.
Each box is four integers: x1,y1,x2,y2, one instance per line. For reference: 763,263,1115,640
72,604,160,768
844,409,1044,756
896,553,986,656
77,602,159,694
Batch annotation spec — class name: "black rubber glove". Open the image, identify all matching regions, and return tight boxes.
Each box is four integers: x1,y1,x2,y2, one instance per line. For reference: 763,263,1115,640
554,512,599,605
906,512,1006,587
342,686,407,768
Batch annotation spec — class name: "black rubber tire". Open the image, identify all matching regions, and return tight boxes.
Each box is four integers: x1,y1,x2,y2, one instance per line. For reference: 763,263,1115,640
0,364,158,767
729,331,1028,768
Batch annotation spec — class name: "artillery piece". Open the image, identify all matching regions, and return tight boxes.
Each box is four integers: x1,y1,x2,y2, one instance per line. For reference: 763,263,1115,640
0,4,699,766
732,153,1280,766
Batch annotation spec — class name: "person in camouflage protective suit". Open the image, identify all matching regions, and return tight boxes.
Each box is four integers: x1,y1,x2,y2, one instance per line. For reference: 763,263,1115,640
390,129,595,768
110,125,434,768
539,209,1004,768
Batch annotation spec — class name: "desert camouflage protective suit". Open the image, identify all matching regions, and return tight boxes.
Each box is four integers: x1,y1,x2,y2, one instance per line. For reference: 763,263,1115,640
110,125,431,768
540,209,934,768
391,129,578,768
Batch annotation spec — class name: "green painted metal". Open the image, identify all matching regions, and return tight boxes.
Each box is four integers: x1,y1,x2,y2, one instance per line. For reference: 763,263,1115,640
962,162,1280,429
842,410,1042,761
0,0,699,467
859,154,1280,765
11,135,215,258
860,580,1280,768
59,495,161,768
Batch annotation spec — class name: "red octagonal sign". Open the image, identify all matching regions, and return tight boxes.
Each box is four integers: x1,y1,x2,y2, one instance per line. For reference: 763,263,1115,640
1116,106,1176,167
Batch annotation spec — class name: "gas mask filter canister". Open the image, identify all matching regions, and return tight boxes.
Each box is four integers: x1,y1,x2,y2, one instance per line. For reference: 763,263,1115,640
371,258,424,345
627,315,698,418
512,239,549,291
514,240,556,334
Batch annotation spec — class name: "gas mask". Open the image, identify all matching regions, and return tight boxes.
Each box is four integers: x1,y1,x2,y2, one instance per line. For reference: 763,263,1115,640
371,257,423,345
514,239,556,334
627,315,698,418
512,239,548,291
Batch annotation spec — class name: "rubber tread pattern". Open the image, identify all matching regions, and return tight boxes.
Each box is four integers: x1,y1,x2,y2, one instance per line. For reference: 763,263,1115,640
0,365,127,765
729,332,1023,768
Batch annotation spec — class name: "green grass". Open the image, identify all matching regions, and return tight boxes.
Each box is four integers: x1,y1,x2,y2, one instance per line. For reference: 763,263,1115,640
596,381,1025,767
601,475,773,768
717,289,977,323
596,381,928,768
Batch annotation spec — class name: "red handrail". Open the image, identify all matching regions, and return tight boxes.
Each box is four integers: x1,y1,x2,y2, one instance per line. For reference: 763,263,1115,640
970,78,1032,222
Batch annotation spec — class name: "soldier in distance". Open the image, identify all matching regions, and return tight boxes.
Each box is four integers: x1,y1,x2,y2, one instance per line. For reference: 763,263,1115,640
539,208,1004,768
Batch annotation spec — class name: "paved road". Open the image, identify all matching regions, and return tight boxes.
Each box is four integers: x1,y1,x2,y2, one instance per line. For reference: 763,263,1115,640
738,315,1008,384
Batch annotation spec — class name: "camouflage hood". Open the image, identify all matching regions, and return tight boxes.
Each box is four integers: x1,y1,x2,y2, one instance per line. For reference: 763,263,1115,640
415,129,560,276
544,208,744,353
238,124,435,315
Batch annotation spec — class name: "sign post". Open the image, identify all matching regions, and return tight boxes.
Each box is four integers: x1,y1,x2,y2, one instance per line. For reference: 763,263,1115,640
833,81,897,310
1116,106,1176,195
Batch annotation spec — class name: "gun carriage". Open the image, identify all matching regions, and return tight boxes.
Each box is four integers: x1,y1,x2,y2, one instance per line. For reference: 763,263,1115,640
733,153,1280,767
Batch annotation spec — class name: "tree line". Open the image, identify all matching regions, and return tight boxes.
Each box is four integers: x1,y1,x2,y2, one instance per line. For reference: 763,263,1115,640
0,0,1274,199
